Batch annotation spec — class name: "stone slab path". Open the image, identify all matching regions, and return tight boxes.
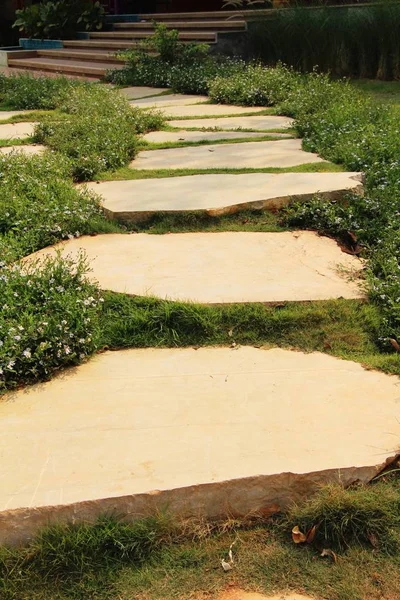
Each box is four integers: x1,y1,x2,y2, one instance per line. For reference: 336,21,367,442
120,86,168,100
0,144,45,156
130,93,209,107
143,130,279,143
29,232,363,302
88,172,363,222
0,121,36,140
0,110,30,122
131,139,326,170
164,104,268,118
167,115,293,131
1,346,398,518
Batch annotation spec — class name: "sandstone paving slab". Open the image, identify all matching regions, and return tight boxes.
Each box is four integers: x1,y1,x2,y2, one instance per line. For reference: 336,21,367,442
1,346,399,545
0,110,30,122
120,86,169,99
168,115,293,131
28,231,363,302
130,93,209,108
130,139,325,170
142,130,279,143
88,172,363,222
0,144,45,156
0,121,36,140
164,104,268,118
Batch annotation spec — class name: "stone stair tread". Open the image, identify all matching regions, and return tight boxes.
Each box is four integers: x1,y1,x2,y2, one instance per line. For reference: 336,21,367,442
1,345,397,543
28,231,363,303
89,31,216,40
167,115,293,131
8,57,124,75
86,172,362,222
114,20,246,29
0,121,36,140
130,139,325,170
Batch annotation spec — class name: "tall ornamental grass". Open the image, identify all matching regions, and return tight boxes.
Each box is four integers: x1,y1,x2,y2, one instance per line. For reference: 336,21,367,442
248,2,400,79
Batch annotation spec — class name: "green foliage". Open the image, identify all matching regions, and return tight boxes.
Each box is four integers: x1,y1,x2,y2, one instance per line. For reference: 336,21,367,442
248,2,400,79
33,84,158,180
286,483,400,553
13,0,105,40
0,73,78,110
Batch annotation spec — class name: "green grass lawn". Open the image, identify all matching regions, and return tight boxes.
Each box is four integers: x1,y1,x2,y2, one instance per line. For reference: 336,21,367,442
351,79,400,106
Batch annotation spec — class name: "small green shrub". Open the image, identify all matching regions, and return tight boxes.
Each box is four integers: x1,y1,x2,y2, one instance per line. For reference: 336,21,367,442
286,483,400,553
34,85,144,180
13,0,105,40
0,73,78,110
0,254,102,392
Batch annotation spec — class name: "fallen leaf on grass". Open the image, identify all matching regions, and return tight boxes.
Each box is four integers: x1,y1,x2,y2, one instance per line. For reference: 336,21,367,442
292,526,307,544
320,548,337,563
390,338,400,352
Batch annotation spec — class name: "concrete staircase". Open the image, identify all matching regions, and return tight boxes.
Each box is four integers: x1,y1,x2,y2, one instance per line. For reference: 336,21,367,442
6,10,250,78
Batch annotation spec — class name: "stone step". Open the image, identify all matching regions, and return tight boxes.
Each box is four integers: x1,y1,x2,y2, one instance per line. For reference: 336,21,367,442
113,20,246,30
0,144,45,156
7,57,124,78
37,48,127,64
142,129,281,144
139,103,268,117
130,139,325,170
130,93,210,107
89,30,217,41
167,115,294,131
135,9,270,21
28,231,363,303
86,172,363,224
1,345,397,545
120,86,170,100
0,121,36,140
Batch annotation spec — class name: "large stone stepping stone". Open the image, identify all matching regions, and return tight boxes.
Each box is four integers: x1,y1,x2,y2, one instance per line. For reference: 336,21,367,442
0,121,36,140
0,110,30,122
28,232,363,302
120,86,169,99
0,144,45,156
164,104,268,118
87,172,363,223
130,93,209,108
142,130,283,144
130,139,325,170
1,346,399,545
168,115,293,131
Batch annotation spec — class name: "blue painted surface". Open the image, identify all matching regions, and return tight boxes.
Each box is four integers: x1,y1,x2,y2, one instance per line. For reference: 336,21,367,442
19,38,63,50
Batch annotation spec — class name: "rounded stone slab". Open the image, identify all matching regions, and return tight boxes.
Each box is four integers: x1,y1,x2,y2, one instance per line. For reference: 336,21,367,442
131,139,325,170
1,346,399,544
168,115,293,131
142,130,280,143
130,93,209,108
164,104,268,117
120,86,169,99
0,144,45,156
87,172,363,223
0,110,30,122
29,231,363,302
0,121,36,140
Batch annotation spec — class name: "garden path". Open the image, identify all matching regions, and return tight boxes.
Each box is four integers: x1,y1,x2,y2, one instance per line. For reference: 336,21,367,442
3,89,399,550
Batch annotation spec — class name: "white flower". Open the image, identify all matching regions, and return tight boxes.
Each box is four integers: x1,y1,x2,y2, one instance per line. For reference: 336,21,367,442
22,349,31,359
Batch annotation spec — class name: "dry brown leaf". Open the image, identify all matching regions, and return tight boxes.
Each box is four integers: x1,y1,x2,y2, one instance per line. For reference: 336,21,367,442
390,338,400,352
292,525,307,544
320,548,338,563
306,525,317,544
368,532,379,549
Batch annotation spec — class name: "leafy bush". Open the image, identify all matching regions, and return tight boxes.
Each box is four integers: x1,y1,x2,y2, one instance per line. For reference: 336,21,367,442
248,2,400,79
0,254,102,392
13,0,105,40
0,73,78,110
0,152,107,259
287,483,400,553
33,85,156,180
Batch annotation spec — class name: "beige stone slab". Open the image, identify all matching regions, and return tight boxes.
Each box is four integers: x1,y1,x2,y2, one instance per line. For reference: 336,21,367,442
0,121,36,140
88,172,362,222
120,86,169,99
130,93,209,108
164,104,268,117
131,139,325,170
1,346,399,517
0,144,45,156
168,115,293,131
143,130,279,143
0,110,30,122
28,231,363,302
